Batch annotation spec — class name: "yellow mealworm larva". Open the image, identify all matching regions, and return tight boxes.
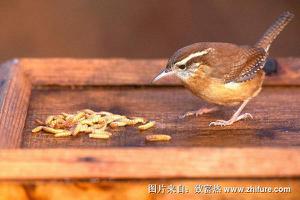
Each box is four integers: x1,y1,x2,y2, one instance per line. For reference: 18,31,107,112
92,123,107,130
32,126,44,133
42,127,65,134
89,132,111,139
80,119,94,126
61,112,70,117
110,121,128,128
49,118,66,129
104,115,127,124
55,117,66,124
78,116,87,121
72,111,86,122
79,115,101,125
82,109,95,115
73,123,83,135
145,134,171,142
134,117,147,123
90,115,105,123
126,117,146,125
48,120,58,128
56,114,65,120
45,115,55,125
65,114,75,121
76,124,93,133
98,111,113,116
54,131,72,137
138,121,155,131
34,109,157,141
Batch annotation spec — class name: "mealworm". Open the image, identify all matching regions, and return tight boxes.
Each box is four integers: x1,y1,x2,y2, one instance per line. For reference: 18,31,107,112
32,109,156,141
32,126,43,133
73,124,83,135
54,131,72,137
61,112,70,117
77,124,92,133
89,132,111,139
92,123,107,130
72,111,86,122
42,127,65,134
138,121,155,131
123,117,146,125
104,115,126,124
132,117,146,124
98,111,113,116
80,119,94,126
145,134,171,142
82,109,95,115
45,115,55,125
110,121,128,128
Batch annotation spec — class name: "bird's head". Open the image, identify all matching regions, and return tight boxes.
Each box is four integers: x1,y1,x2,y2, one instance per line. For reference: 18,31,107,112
152,45,213,83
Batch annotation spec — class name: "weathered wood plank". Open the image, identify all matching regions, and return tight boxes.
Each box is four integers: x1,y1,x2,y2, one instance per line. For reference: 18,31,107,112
0,58,300,180
22,86,300,148
266,57,300,86
0,148,299,179
0,60,31,148
21,58,168,86
0,57,297,149
20,58,300,86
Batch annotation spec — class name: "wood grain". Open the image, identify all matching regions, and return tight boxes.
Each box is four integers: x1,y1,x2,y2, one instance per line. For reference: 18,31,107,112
266,57,300,86
0,58,300,180
20,58,300,86
0,179,299,200
0,148,299,179
0,59,31,148
22,86,300,148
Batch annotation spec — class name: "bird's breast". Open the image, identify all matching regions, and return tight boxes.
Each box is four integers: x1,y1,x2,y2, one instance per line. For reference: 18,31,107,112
182,69,265,106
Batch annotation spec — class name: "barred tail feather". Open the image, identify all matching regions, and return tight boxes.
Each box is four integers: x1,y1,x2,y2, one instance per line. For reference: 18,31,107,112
256,11,294,52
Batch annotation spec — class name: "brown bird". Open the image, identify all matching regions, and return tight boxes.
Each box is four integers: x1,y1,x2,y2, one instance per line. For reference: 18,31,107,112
153,12,294,126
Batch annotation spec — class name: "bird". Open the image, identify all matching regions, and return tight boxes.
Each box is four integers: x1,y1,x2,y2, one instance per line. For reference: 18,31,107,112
152,11,294,126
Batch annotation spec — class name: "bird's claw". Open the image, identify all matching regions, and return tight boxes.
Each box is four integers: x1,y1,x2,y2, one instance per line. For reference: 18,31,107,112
209,112,253,126
237,113,253,120
179,107,219,119
179,112,195,119
179,111,204,119
209,120,232,126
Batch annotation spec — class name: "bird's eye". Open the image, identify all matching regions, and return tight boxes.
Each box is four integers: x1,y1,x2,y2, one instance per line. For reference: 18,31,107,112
177,65,186,70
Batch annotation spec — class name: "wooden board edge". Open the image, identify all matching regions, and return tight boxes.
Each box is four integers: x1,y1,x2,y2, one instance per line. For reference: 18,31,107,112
20,58,174,86
265,57,300,86
0,147,299,180
17,57,300,86
0,59,32,148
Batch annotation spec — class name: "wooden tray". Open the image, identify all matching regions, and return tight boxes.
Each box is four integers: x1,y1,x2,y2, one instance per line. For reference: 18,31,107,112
0,58,299,180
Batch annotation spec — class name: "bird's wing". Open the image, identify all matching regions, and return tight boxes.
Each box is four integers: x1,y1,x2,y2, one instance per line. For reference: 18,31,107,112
207,46,267,83
222,47,267,83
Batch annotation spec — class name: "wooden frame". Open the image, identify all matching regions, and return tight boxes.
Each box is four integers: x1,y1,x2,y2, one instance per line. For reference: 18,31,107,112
0,58,299,180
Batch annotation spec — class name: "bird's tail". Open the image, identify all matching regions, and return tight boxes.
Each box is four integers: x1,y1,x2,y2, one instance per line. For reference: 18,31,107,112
255,11,294,52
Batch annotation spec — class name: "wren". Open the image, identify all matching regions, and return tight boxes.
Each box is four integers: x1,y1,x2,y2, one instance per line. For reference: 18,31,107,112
153,12,294,126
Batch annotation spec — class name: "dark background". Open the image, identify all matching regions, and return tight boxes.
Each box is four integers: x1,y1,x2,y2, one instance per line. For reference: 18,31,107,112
0,0,299,62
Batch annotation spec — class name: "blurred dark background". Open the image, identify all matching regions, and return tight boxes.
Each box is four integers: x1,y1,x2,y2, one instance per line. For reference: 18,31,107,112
0,0,299,62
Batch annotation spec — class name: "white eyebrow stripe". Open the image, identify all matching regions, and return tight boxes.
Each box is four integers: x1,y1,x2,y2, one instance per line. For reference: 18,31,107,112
174,48,213,66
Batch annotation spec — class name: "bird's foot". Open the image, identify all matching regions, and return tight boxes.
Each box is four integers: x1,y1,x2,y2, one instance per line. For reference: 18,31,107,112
179,107,219,119
209,113,253,126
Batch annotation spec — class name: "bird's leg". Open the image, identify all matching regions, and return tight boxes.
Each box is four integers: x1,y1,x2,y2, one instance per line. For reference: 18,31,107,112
209,99,253,126
179,106,219,119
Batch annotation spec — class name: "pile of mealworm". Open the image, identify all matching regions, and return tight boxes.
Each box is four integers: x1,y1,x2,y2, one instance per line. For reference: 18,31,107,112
32,109,171,141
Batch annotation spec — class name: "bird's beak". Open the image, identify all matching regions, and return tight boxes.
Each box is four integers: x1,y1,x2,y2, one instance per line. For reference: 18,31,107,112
152,69,175,83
